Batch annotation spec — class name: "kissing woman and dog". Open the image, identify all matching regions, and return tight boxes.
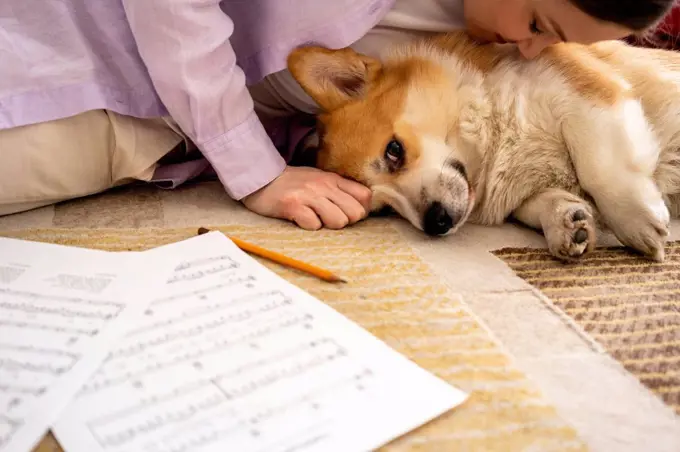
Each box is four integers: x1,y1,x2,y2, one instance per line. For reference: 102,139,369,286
4,0,679,263
282,31,680,263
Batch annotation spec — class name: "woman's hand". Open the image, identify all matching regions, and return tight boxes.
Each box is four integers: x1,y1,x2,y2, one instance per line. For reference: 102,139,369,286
242,166,372,230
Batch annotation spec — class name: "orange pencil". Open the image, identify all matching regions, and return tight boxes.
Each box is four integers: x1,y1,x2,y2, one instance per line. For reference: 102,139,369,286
197,227,347,283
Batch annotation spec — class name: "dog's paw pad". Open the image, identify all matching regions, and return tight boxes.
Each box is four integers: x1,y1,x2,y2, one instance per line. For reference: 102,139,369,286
571,209,587,222
545,204,596,261
573,228,589,244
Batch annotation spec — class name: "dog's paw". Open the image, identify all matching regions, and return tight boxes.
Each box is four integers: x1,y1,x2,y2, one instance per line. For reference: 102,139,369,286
602,196,669,262
544,202,597,261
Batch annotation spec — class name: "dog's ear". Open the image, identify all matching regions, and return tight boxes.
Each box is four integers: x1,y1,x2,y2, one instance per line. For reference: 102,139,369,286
288,46,381,111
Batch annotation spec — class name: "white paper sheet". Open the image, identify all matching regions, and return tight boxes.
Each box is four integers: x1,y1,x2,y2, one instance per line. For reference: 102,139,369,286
54,231,468,452
0,237,175,452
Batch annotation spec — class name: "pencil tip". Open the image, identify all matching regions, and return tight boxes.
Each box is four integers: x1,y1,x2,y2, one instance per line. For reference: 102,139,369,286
334,277,348,284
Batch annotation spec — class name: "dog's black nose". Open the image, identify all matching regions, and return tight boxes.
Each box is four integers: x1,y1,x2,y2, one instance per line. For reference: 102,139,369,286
423,202,456,236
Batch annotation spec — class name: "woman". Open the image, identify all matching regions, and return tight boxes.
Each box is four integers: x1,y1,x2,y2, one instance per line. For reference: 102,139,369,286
0,0,674,229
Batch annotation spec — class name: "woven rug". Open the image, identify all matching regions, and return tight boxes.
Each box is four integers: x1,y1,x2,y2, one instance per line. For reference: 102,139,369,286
1,224,585,452
494,243,680,417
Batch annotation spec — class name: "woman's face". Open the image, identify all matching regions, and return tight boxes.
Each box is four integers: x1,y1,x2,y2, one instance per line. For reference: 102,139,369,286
464,0,634,58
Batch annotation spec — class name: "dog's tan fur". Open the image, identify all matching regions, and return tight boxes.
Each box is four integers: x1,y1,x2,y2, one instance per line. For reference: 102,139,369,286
287,32,680,261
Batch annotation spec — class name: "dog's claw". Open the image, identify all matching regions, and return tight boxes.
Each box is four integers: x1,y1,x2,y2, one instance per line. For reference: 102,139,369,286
652,247,665,262
643,233,667,262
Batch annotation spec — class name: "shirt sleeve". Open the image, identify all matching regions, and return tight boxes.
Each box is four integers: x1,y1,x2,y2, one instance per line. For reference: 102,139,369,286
121,0,286,200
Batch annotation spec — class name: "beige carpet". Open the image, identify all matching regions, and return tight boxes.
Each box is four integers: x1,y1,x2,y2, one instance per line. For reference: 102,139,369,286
19,225,583,451
0,181,678,452
494,244,680,416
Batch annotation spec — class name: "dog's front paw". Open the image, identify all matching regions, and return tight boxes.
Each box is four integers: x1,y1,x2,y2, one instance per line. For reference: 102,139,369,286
602,197,669,262
544,202,597,261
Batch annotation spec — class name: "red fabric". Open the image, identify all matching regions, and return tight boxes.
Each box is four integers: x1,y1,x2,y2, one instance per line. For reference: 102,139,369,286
659,5,680,36
629,4,680,50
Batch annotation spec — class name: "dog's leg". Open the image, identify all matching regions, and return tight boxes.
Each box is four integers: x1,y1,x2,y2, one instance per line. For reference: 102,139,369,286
562,100,670,262
513,189,597,261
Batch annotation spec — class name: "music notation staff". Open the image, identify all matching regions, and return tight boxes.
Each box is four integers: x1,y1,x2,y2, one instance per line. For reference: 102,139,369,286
0,236,181,452
0,285,126,425
54,232,468,452
80,290,296,393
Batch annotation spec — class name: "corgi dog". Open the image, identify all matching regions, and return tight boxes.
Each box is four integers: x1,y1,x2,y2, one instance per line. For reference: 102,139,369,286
286,31,680,262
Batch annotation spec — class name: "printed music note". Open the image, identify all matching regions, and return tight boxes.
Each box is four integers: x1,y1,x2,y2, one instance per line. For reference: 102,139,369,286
0,237,180,452
54,232,468,452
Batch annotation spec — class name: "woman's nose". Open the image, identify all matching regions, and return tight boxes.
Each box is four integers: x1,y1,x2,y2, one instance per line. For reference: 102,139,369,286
517,35,561,59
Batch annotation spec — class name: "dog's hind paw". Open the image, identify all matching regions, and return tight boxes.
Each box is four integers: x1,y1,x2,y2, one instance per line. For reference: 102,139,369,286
544,202,597,261
602,196,669,262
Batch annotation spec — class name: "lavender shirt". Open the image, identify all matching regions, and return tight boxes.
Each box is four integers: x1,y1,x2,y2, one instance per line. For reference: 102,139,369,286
0,0,395,199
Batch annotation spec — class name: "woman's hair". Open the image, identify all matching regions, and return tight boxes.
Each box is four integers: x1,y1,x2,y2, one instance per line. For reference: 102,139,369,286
568,0,676,31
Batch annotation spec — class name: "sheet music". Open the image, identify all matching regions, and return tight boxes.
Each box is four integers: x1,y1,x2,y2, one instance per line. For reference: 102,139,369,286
54,232,467,452
0,237,175,452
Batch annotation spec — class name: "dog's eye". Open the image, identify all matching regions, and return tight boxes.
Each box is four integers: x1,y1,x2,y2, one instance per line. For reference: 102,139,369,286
384,139,405,169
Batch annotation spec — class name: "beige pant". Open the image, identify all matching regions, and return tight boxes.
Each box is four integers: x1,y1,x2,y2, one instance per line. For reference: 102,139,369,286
0,110,183,216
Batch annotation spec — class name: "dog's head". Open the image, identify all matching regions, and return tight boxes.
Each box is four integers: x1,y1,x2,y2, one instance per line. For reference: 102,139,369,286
288,43,487,236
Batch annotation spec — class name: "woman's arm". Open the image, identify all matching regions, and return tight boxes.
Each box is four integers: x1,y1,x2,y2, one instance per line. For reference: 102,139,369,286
121,0,286,200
